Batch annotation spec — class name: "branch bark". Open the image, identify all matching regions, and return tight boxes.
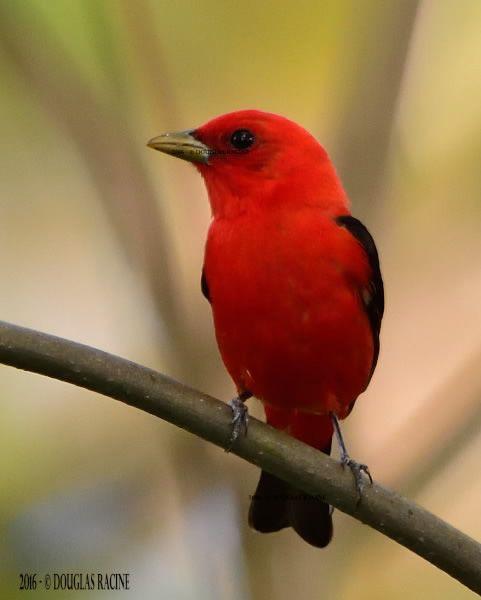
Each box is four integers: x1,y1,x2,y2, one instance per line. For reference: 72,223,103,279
0,320,480,593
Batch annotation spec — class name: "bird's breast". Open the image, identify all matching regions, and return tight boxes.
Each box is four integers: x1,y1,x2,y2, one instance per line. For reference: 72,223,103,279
203,209,373,414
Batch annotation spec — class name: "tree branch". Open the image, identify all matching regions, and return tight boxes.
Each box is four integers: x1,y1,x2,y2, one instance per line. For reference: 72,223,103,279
0,320,480,593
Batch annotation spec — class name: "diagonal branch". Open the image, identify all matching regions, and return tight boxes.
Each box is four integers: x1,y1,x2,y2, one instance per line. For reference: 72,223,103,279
0,320,480,594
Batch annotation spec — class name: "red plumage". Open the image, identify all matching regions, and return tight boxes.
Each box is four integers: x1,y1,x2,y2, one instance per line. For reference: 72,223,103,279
204,206,374,430
149,110,384,547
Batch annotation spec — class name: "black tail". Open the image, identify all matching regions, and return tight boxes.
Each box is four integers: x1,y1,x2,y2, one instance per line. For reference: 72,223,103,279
248,443,333,548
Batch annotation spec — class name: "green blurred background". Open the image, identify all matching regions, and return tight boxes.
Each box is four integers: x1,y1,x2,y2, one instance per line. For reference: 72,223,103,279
1,1,481,598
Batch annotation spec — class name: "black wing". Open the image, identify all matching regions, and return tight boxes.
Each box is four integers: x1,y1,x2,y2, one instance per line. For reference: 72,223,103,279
201,268,211,303
336,215,384,378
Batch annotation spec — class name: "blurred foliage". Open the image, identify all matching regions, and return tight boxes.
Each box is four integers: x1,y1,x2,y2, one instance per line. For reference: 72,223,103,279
0,1,480,598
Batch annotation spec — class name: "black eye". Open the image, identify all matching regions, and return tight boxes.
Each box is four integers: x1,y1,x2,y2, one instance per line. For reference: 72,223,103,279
230,129,255,151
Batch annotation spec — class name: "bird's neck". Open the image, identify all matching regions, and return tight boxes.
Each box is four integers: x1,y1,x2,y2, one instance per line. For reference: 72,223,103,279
201,161,350,220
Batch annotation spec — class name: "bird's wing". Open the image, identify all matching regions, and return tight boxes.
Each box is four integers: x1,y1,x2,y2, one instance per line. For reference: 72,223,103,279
336,215,384,379
201,268,211,303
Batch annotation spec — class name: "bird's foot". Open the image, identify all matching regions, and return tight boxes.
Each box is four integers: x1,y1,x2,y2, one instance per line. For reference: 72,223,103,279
341,454,373,503
226,391,251,451
330,412,372,504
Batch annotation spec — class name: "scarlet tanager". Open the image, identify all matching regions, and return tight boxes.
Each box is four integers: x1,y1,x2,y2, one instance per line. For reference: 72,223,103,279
148,110,384,547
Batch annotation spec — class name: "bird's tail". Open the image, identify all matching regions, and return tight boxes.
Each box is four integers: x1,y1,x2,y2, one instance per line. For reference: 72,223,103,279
248,409,334,548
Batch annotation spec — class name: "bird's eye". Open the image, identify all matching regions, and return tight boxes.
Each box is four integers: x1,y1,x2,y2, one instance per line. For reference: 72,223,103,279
230,129,255,151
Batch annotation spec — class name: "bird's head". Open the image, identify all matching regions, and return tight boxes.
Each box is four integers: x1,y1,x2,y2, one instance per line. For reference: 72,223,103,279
148,110,348,218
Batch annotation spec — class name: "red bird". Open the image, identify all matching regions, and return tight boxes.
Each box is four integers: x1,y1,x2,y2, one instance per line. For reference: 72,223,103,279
148,110,384,547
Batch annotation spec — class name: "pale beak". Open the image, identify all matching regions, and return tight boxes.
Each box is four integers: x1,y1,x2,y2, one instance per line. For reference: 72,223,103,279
147,130,211,164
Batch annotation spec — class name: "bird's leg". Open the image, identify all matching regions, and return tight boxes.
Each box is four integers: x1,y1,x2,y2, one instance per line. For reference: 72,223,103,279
330,413,372,502
226,390,252,450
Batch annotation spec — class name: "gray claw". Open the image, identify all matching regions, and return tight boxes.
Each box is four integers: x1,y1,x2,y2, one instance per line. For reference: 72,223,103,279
226,396,249,451
342,456,373,503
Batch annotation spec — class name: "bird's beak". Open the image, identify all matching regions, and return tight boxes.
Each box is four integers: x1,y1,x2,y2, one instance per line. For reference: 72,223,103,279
147,130,211,164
